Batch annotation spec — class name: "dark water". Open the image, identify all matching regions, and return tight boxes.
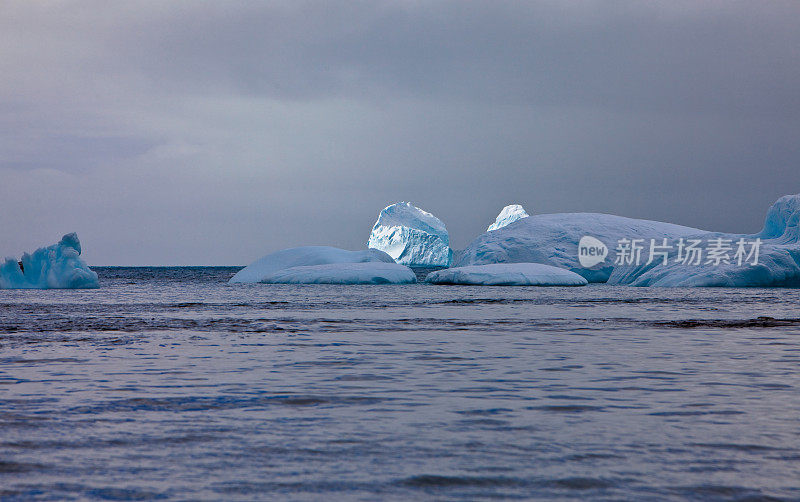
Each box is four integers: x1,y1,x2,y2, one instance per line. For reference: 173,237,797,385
2,267,800,501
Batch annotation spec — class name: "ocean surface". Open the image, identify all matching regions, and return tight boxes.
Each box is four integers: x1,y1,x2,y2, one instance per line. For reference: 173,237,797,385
2,267,800,501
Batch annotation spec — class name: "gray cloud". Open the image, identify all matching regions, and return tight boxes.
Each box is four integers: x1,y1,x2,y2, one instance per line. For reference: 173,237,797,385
0,1,798,264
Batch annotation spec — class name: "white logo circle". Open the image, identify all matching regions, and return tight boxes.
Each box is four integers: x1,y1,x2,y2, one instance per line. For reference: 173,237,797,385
578,236,608,268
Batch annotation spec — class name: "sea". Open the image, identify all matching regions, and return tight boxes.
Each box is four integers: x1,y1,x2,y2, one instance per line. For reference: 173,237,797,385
1,267,800,501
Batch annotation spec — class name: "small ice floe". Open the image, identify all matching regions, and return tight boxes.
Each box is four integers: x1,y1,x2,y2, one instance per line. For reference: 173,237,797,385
425,263,588,286
229,246,416,284
0,233,99,289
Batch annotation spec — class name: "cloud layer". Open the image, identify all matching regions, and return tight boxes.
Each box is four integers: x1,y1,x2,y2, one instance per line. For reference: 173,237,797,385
1,1,798,264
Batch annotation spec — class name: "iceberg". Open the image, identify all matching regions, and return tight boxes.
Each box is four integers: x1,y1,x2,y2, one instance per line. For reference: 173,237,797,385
426,263,588,286
229,246,415,284
262,262,416,284
367,202,452,267
487,204,529,231
0,233,99,289
608,194,800,287
456,212,703,282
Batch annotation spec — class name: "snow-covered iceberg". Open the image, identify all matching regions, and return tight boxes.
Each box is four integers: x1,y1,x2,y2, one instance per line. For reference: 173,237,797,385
487,204,529,231
457,212,703,282
426,263,588,286
229,246,416,284
367,202,452,267
262,262,416,284
608,195,800,287
0,233,99,289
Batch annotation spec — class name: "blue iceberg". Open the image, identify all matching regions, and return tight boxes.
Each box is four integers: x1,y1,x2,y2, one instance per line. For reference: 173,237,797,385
0,233,99,289
367,202,452,267
426,263,588,286
229,246,416,284
457,212,702,283
458,194,800,287
608,195,800,287
261,262,416,284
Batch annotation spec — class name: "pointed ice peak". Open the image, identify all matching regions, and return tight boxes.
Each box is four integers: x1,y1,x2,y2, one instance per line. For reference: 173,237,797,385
487,204,529,231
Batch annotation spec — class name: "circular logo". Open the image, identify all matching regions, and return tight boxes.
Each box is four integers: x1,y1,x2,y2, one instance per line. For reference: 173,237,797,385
578,236,608,268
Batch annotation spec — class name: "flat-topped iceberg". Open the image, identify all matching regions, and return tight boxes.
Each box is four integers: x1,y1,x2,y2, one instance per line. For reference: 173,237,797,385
367,202,452,267
0,233,99,289
457,212,702,282
487,204,529,231
229,246,415,284
426,263,588,286
263,262,416,284
608,194,800,287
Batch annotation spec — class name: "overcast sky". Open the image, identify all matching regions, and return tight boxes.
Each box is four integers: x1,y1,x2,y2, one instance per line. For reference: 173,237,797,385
1,1,798,265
